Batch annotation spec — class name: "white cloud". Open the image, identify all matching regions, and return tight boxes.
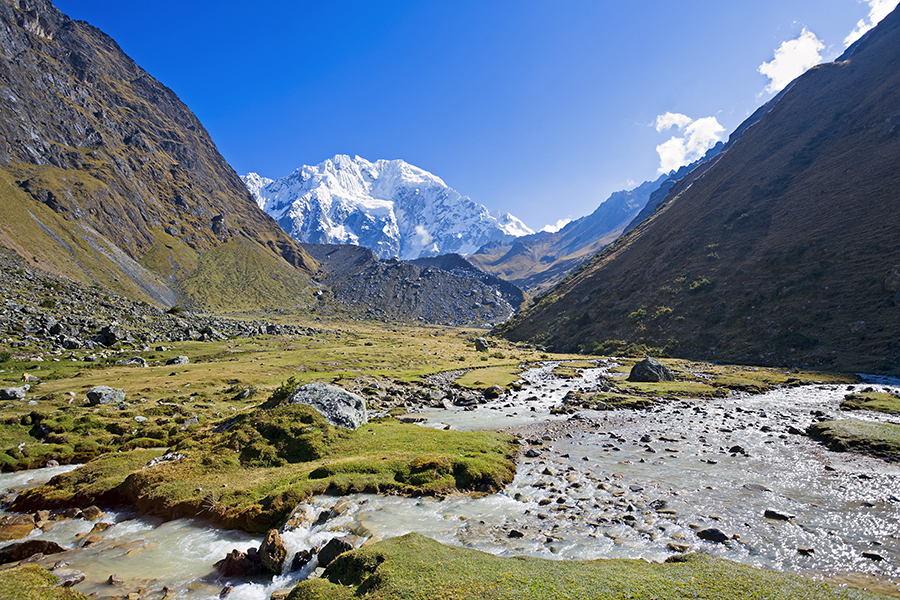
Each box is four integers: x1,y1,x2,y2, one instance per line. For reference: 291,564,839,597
758,28,825,94
413,225,433,247
540,218,571,234
654,115,725,174
845,0,899,46
654,112,693,132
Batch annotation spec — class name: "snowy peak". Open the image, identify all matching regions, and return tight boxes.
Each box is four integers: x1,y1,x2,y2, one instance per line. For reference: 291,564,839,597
242,155,533,260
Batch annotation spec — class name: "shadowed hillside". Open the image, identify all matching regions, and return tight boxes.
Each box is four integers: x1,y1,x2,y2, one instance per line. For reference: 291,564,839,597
499,7,900,374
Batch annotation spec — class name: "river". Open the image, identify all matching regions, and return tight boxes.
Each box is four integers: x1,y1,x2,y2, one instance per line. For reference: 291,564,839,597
1,363,898,599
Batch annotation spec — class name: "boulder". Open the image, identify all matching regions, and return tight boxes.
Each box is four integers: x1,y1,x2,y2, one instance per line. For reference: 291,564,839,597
259,529,287,575
0,514,35,541
283,383,367,430
86,386,126,406
0,539,67,565
0,385,29,400
474,337,490,352
81,505,105,521
627,357,674,382
165,355,190,366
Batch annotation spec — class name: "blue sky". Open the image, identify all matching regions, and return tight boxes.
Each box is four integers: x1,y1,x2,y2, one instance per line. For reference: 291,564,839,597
55,1,897,232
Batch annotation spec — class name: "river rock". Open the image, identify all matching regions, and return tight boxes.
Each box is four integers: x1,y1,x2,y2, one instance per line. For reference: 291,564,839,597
0,514,35,541
81,505,105,521
316,536,357,568
282,383,367,430
166,355,190,366
259,529,287,574
764,509,794,521
697,528,729,544
0,385,29,400
86,385,126,406
483,385,504,399
627,357,674,382
0,539,67,565
53,569,86,587
291,549,314,572
214,548,262,577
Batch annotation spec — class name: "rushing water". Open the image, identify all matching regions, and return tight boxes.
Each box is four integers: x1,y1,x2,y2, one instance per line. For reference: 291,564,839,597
1,363,898,598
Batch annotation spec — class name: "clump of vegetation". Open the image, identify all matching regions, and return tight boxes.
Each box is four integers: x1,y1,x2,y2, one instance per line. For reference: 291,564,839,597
808,420,900,462
840,391,900,415
288,532,884,600
689,277,713,292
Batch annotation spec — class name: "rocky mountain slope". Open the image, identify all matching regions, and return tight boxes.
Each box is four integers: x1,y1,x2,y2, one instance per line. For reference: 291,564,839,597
243,155,533,260
300,244,518,326
499,6,900,374
0,0,318,310
468,175,668,295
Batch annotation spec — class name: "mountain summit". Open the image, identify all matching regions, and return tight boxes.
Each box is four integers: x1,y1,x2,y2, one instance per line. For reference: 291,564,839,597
243,155,533,260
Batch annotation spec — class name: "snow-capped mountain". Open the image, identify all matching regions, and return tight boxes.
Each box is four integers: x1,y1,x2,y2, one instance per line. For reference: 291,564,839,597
242,155,533,260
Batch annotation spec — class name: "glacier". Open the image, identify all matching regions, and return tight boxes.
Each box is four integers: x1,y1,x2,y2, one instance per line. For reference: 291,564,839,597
242,155,533,260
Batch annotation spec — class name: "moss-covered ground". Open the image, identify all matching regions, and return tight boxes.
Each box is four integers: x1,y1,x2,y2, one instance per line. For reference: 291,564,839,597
287,532,889,600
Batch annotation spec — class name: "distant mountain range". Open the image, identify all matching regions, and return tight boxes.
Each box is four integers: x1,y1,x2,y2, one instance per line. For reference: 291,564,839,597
499,5,900,374
243,156,532,261
468,175,668,295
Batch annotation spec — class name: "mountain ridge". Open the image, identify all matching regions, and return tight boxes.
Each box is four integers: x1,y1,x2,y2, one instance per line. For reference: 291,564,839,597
498,5,900,374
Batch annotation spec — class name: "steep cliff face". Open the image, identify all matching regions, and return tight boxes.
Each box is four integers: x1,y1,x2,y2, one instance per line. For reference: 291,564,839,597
0,0,317,307
499,6,900,374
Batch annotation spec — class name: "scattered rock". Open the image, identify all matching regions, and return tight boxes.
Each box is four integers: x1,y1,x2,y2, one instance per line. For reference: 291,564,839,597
507,529,525,539
86,385,126,406
166,355,190,366
280,383,368,430
115,356,148,368
627,357,674,382
798,547,815,556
